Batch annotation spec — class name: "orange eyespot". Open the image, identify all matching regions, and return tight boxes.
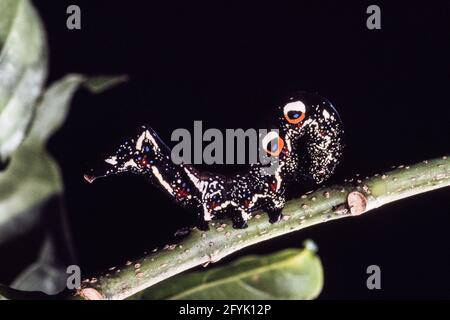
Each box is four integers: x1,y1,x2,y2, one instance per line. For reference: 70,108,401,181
284,111,305,124
283,100,306,124
262,132,285,157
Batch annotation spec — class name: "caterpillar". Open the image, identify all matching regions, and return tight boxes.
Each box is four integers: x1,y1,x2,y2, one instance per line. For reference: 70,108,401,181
84,92,344,230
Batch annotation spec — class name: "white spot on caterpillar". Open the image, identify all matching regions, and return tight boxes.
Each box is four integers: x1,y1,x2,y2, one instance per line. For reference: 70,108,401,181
151,166,174,194
136,130,159,151
124,159,138,168
105,156,118,165
203,203,212,220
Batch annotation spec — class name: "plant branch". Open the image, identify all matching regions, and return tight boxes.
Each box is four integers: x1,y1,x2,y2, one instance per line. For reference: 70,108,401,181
67,155,450,300
3,156,448,300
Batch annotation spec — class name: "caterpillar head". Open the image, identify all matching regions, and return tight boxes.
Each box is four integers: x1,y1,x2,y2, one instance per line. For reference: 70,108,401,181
278,92,345,184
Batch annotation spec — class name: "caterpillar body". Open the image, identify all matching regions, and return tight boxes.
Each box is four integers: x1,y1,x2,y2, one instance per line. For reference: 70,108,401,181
84,92,344,230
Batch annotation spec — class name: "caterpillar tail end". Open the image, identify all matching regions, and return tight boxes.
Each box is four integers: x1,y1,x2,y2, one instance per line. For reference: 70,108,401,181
83,173,97,184
83,162,111,184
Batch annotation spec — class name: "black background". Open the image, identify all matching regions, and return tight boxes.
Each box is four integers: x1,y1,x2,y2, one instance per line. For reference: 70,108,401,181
7,0,450,299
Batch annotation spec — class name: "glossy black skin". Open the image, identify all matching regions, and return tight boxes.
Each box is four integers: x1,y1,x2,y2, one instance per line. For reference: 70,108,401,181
85,92,344,230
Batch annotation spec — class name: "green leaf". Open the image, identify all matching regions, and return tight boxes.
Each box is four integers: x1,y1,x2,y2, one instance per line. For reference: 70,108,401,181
0,283,50,300
0,0,48,162
83,75,129,94
0,143,61,243
0,74,125,295
10,235,70,295
0,74,126,244
132,241,323,300
27,74,127,144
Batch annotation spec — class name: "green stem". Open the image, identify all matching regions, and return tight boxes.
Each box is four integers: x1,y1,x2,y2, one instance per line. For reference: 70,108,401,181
2,156,449,300
70,156,449,300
